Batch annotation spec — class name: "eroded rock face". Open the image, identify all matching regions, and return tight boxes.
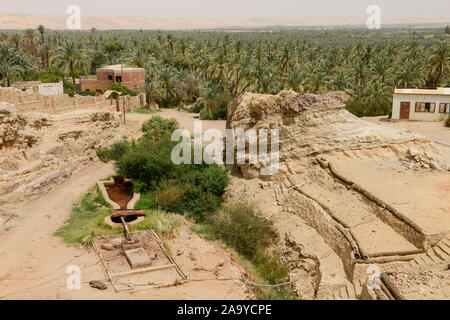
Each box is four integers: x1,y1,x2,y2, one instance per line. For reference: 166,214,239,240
226,90,431,179
0,103,125,206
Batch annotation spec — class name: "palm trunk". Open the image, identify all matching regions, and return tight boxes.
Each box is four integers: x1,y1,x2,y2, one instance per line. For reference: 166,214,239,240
70,61,76,89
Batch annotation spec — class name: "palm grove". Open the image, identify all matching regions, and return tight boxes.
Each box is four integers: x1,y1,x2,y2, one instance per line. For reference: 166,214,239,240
1,26,450,118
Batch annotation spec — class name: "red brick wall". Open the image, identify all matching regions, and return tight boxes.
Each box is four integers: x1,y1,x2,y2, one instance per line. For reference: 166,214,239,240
81,69,145,92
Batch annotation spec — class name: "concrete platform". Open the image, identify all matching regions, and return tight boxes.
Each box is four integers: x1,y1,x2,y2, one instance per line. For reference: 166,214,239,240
329,157,450,236
125,248,152,269
301,180,419,257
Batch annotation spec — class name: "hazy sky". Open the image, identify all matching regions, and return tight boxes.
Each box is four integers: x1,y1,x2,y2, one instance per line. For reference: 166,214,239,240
2,0,450,18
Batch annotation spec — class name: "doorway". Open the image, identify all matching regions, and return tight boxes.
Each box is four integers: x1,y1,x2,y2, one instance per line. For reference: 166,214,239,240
400,102,410,119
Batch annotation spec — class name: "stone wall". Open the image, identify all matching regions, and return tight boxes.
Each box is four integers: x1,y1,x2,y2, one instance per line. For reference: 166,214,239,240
38,81,64,96
0,88,145,115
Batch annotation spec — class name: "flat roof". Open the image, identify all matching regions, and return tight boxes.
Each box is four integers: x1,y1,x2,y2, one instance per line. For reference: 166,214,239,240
97,64,144,72
394,87,450,96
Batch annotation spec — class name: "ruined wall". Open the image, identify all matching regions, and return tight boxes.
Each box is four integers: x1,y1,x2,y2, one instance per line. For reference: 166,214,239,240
0,89,144,115
0,102,125,207
38,81,64,96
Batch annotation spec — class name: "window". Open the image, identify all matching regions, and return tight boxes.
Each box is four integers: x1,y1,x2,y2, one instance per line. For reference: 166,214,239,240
415,102,435,113
115,76,122,82
439,103,450,113
108,75,113,80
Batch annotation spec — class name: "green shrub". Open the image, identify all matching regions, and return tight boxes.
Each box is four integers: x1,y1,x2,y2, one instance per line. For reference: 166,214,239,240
196,199,293,299
96,118,229,220
54,187,114,244
206,200,278,259
96,139,130,162
111,82,137,96
79,90,96,96
64,87,74,97
141,115,179,141
132,107,155,114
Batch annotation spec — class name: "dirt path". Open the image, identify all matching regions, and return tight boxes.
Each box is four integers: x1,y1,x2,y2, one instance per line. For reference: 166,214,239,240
0,109,249,300
362,117,450,148
126,109,226,139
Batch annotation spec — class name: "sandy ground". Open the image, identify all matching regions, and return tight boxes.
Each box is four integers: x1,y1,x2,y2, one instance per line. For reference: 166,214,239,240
0,109,249,300
363,117,450,147
126,109,226,139
2,14,448,31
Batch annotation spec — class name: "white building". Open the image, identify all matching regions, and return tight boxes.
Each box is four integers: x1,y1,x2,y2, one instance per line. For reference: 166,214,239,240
391,87,450,121
38,81,64,96
11,81,63,96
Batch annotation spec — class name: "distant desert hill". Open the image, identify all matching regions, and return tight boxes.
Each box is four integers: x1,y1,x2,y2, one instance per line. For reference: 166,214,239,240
0,14,449,30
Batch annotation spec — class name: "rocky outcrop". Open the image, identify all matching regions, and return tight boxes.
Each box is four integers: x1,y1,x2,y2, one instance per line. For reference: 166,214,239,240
0,103,125,206
226,90,432,179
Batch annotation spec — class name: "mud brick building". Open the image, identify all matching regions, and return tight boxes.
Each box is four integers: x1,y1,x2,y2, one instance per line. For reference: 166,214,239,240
80,64,145,94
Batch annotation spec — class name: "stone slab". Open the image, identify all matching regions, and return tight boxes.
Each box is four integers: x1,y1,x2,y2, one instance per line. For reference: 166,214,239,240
125,248,152,269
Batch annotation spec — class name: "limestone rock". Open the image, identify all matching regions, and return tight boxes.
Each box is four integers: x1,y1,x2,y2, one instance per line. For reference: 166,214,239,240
89,280,108,290
226,90,437,179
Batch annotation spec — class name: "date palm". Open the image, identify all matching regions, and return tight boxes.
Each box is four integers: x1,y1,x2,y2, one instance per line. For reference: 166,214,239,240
0,43,30,86
51,40,89,87
428,42,450,87
38,25,45,44
23,29,38,63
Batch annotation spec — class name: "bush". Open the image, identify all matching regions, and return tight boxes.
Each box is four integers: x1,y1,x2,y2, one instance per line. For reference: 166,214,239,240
141,115,179,141
446,116,450,127
79,90,96,96
111,82,137,96
206,199,278,259
197,199,293,299
96,139,130,162
96,118,229,220
194,88,231,120
64,87,75,97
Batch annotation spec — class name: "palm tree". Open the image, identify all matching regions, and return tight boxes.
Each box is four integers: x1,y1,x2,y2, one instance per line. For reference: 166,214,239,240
285,69,303,92
23,29,38,64
304,71,329,93
9,33,21,50
127,47,148,68
37,25,45,44
395,60,425,88
371,55,391,84
141,79,162,108
158,66,176,99
0,43,30,86
51,40,89,87
362,80,392,116
330,72,351,91
428,42,450,87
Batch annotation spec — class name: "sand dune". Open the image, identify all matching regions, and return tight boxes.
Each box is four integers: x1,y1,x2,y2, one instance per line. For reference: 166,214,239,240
0,13,449,30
